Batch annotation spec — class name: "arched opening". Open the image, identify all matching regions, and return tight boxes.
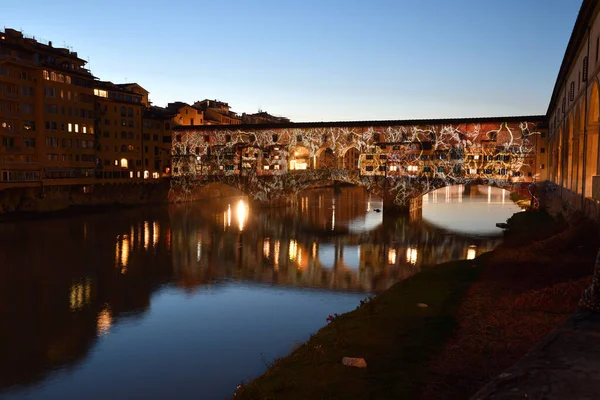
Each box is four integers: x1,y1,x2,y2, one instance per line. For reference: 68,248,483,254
316,147,335,169
120,158,128,169
342,147,360,170
585,80,600,198
573,103,582,193
566,115,573,190
289,146,310,170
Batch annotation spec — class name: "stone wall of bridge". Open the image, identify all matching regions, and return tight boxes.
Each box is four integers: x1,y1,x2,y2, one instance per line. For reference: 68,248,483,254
170,118,546,211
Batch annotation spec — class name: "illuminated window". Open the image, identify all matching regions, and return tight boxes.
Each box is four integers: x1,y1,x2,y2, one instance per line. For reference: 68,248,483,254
144,170,149,179
43,70,49,80
68,123,73,132
264,165,270,170
74,124,79,133
120,158,128,168
82,125,87,134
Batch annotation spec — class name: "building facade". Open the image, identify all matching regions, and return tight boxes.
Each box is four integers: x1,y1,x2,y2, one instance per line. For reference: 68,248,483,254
193,99,241,125
0,28,96,189
547,0,600,205
93,81,145,180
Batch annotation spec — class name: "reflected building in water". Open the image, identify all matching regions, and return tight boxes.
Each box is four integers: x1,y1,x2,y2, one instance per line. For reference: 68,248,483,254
0,186,502,393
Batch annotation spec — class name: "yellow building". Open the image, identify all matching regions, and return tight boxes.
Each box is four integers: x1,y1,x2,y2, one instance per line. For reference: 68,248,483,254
94,81,145,180
0,28,96,189
193,99,241,125
143,107,174,178
167,102,204,126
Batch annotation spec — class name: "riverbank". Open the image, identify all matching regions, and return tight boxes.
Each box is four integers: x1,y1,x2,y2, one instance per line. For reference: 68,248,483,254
233,210,598,399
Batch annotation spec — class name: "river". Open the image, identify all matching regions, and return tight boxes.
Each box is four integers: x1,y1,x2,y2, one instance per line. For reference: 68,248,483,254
0,185,521,400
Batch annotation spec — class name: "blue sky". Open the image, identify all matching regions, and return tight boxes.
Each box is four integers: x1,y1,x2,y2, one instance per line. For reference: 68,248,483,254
1,0,582,121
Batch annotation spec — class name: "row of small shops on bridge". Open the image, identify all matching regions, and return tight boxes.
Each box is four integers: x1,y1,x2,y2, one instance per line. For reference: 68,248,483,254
171,138,538,182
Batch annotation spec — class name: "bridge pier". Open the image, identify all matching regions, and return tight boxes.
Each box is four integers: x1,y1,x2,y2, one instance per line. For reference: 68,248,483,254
383,196,423,220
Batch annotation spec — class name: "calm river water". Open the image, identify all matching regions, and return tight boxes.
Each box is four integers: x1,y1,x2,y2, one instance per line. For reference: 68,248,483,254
0,185,521,400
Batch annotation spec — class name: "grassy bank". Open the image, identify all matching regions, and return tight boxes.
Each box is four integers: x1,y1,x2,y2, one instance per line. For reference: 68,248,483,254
234,211,598,399
235,260,481,399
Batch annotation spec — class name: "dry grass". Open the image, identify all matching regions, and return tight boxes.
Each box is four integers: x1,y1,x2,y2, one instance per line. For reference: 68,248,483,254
420,215,598,400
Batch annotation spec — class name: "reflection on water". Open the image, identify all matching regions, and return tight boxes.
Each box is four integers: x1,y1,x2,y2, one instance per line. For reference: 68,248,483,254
0,185,512,400
423,184,522,236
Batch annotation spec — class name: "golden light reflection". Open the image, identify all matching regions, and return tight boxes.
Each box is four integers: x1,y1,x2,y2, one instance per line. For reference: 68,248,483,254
144,221,150,250
406,247,418,265
274,240,280,269
115,235,130,267
122,237,130,266
467,245,477,260
263,238,270,259
331,198,336,231
312,242,317,259
153,221,160,247
97,305,112,336
70,278,92,311
237,200,248,231
289,240,298,261
388,248,397,264
227,205,232,227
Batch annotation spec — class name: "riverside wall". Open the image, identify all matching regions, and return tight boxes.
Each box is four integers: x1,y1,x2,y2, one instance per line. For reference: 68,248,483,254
0,180,249,217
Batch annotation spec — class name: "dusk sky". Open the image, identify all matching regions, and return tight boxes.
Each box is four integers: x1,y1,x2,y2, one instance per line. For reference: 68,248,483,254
1,0,582,122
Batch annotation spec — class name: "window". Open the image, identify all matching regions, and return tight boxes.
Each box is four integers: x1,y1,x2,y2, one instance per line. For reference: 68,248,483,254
296,135,302,142
225,135,231,142
204,135,210,142
272,134,278,142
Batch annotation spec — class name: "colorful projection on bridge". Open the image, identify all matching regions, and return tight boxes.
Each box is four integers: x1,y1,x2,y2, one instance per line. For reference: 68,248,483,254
169,121,543,208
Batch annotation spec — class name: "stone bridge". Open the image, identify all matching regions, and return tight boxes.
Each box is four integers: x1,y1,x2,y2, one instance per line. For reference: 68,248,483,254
170,116,547,212
170,169,535,213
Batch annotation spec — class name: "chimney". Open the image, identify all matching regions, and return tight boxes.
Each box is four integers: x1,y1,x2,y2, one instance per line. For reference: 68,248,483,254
49,41,52,47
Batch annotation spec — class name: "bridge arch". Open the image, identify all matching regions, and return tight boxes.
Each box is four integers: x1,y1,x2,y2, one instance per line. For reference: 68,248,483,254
567,114,573,190
574,102,583,193
289,145,311,170
315,147,336,169
339,145,361,171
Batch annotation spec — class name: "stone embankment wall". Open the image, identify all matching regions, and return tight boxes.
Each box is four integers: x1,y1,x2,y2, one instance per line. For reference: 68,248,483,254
538,181,600,222
0,181,171,215
0,180,248,216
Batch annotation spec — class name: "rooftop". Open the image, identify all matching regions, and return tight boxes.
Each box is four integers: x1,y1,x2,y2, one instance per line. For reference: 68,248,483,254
173,115,547,131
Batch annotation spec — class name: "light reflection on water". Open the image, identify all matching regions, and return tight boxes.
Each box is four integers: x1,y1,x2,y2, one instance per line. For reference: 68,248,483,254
0,185,515,400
